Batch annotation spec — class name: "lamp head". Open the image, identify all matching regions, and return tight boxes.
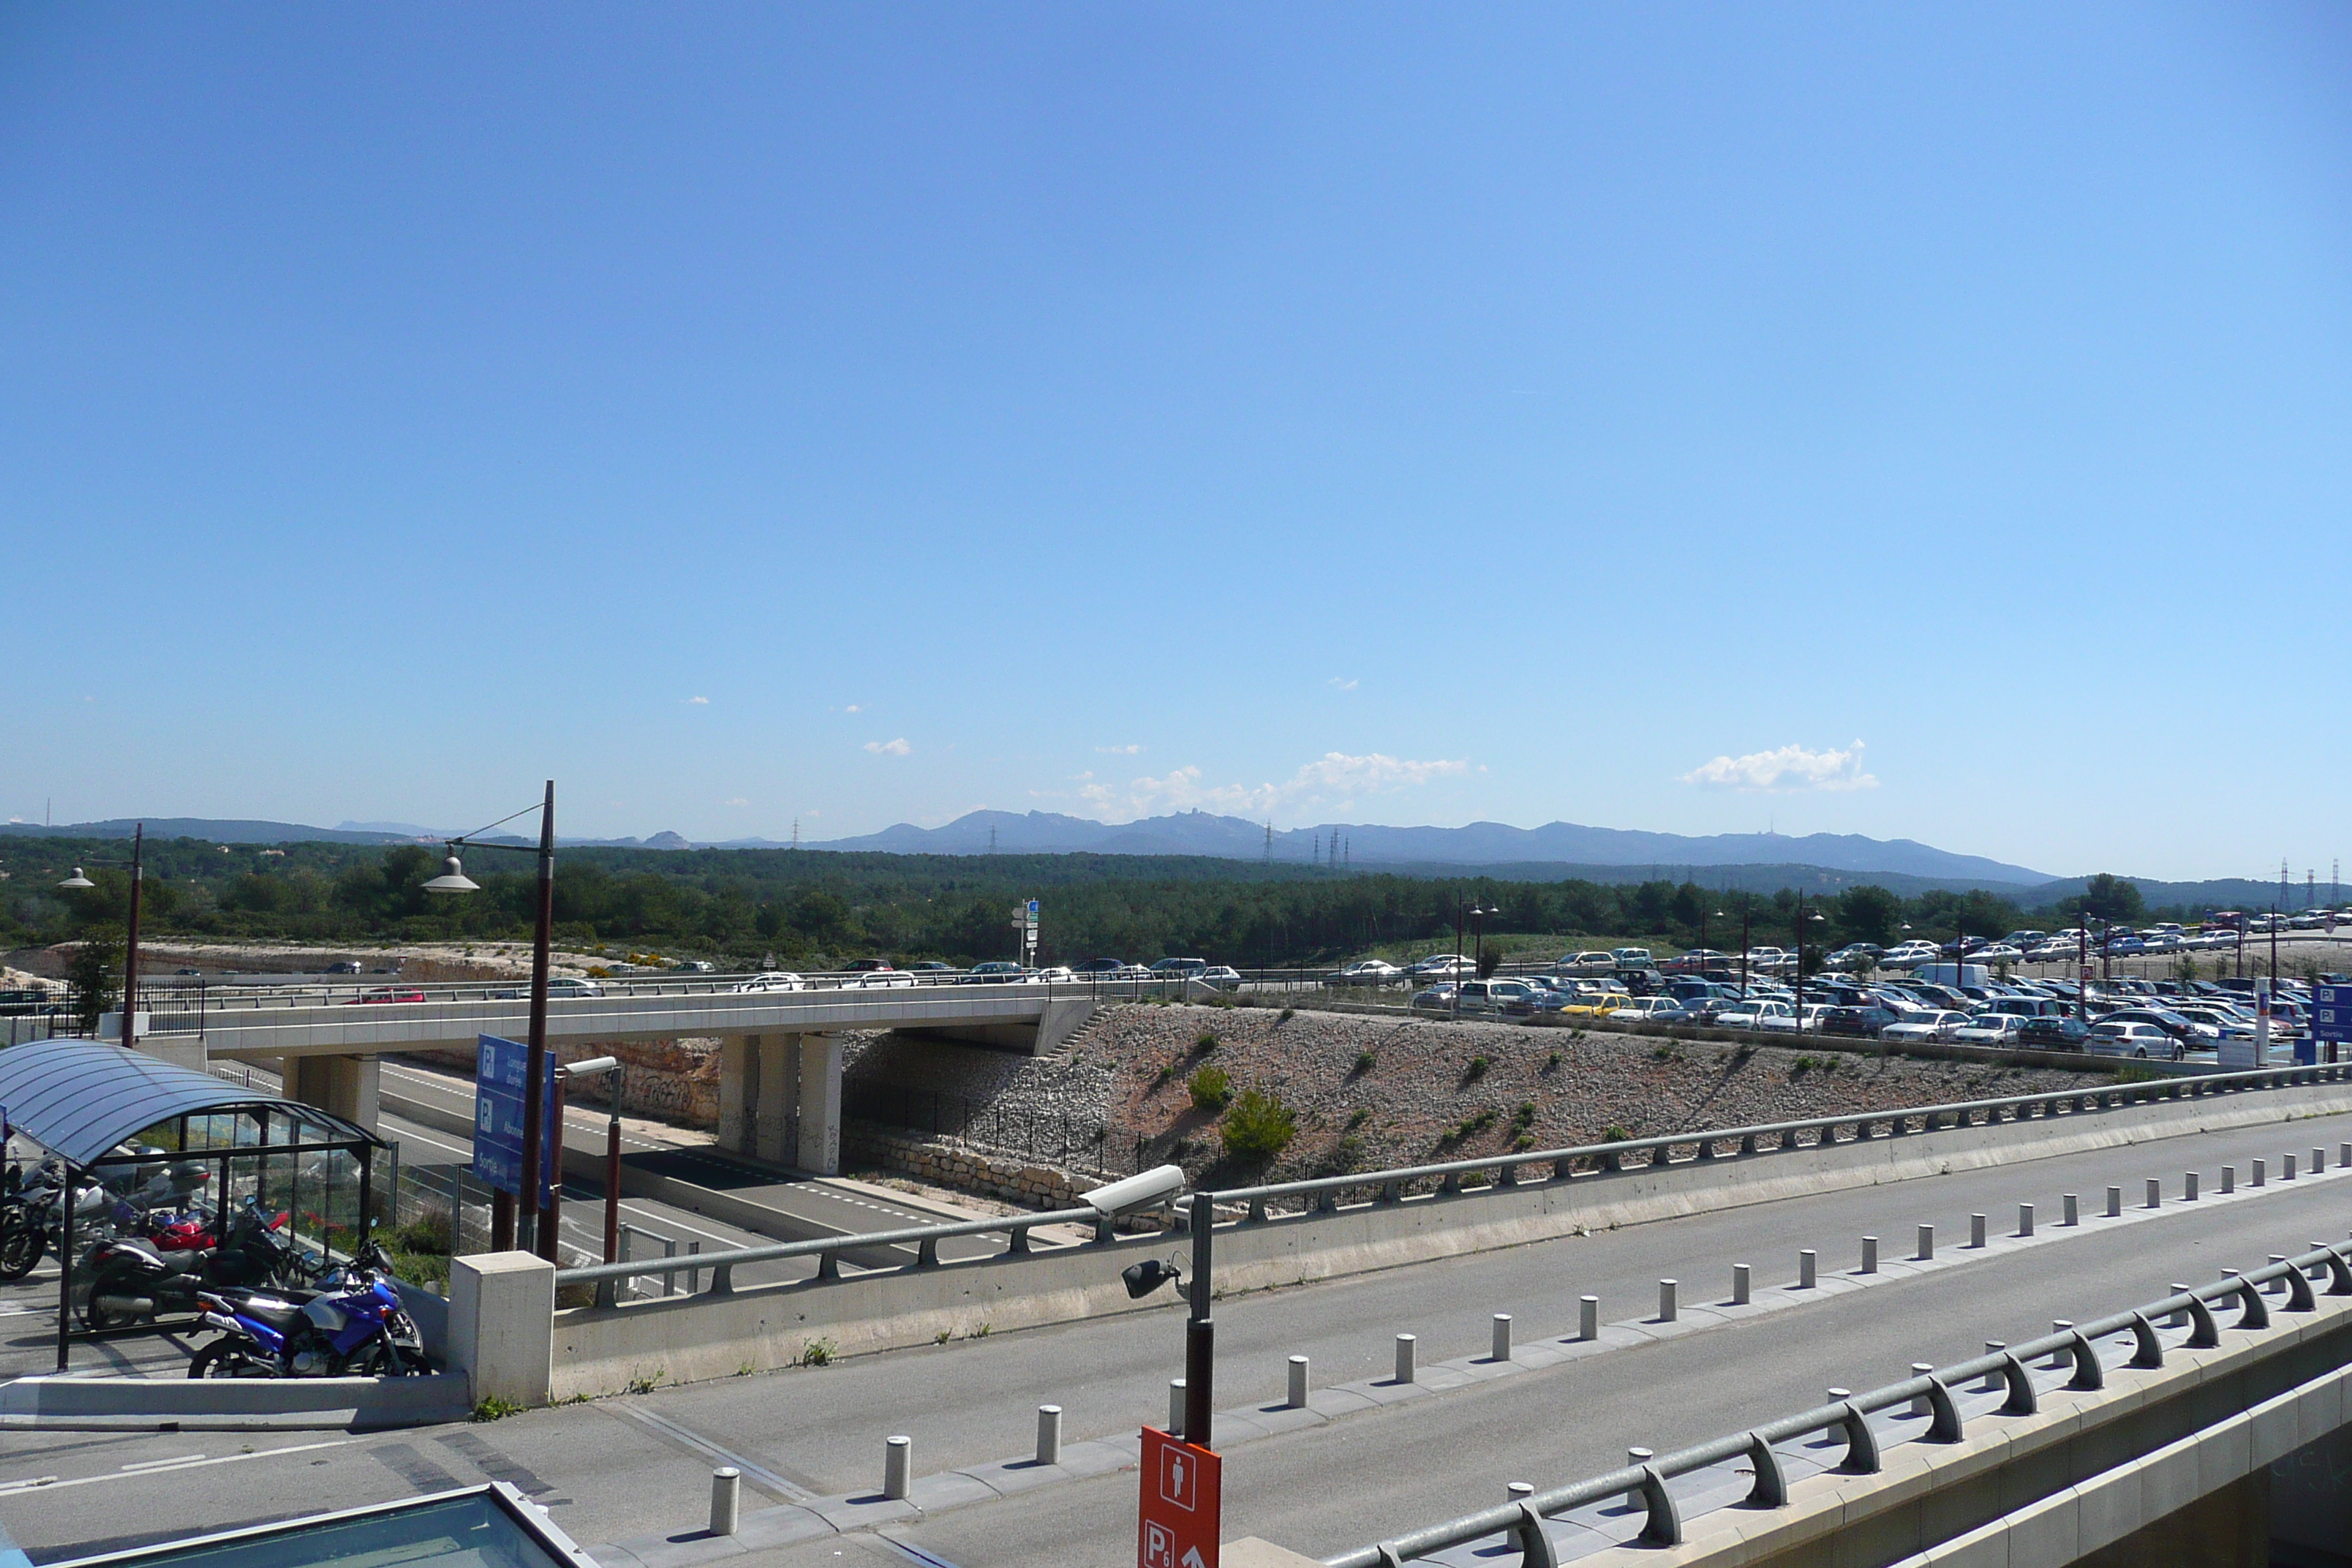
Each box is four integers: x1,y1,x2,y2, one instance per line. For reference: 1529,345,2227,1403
1122,1258,1181,1300
57,867,95,890
421,851,481,895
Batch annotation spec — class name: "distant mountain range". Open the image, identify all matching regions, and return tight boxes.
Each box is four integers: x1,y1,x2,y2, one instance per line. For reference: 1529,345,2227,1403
803,808,2058,886
0,818,696,851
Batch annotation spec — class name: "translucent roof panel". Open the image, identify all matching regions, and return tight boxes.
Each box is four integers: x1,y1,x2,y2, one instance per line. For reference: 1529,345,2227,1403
43,1485,598,1568
0,1038,378,1168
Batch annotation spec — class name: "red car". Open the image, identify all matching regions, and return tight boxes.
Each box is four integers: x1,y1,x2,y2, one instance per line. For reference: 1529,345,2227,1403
347,988,426,1005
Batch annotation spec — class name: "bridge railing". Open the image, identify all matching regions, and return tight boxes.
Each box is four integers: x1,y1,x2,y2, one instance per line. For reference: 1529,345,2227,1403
1326,1240,2352,1566
549,1062,2352,1305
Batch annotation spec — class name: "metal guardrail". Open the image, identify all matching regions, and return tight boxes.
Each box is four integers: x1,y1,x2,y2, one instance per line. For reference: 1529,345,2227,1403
557,1205,1117,1309
1327,1240,2352,1566
551,1063,2352,1306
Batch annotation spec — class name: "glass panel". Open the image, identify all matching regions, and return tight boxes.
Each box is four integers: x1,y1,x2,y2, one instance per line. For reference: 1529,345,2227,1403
69,1491,571,1568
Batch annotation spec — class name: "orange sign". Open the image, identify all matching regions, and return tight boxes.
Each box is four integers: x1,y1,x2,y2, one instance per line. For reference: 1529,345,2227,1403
1138,1425,1220,1568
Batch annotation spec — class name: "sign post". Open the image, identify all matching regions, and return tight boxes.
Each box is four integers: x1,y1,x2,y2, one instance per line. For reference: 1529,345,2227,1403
1138,1426,1219,1568
475,1034,559,1209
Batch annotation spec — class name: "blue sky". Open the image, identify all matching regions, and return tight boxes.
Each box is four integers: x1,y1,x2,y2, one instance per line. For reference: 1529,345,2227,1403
3,4,2347,881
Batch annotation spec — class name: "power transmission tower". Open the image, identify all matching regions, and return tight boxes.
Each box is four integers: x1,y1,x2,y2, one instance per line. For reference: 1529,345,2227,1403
791,818,799,850
1264,822,1272,864
988,826,998,854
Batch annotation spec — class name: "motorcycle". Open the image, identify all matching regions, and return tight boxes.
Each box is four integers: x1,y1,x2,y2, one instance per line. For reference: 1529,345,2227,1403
0,1158,112,1283
79,1198,300,1329
188,1237,424,1379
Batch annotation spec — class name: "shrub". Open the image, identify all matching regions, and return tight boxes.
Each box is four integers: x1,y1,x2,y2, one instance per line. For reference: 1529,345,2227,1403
1278,1007,1295,1022
471,1395,522,1422
1325,1133,1365,1174
1188,1063,1233,1112
1604,1124,1632,1143
1353,1050,1376,1074
799,1337,838,1368
1221,1090,1299,1164
1464,1055,1490,1081
1194,1030,1220,1053
1346,1107,1371,1130
1543,1050,1562,1071
1512,1101,1537,1128
1512,1133,1536,1151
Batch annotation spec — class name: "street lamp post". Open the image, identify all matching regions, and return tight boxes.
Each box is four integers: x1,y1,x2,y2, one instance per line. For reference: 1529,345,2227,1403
1793,897,1824,1036
1739,902,1753,1001
558,1055,624,1265
425,780,561,1262
56,823,144,1051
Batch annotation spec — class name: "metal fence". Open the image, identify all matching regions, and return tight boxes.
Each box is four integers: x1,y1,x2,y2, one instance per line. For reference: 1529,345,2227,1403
553,1060,2352,1305
1325,1240,2352,1565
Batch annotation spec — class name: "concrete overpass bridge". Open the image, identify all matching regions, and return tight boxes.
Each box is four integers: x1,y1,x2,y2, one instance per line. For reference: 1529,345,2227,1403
104,979,1097,1175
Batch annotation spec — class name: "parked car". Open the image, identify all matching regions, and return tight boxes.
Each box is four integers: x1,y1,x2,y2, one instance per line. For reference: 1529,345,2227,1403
1818,1004,1897,1039
1950,1014,2027,1046
1194,966,1244,991
2089,1020,2182,1060
1714,1000,1796,1032
1409,985,1459,1014
1880,1009,1972,1044
1607,997,1684,1023
1558,951,1618,975
1404,954,1474,979
1610,947,1654,968
2016,1016,2092,1050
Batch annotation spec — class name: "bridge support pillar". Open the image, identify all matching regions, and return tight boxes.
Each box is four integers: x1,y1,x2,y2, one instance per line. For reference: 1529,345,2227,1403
2075,1466,2267,1568
716,1037,753,1155
285,1053,382,1134
755,1034,799,1166
799,1033,843,1176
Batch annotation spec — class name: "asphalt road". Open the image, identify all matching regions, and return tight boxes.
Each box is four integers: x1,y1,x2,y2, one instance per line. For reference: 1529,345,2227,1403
6,1104,2348,1565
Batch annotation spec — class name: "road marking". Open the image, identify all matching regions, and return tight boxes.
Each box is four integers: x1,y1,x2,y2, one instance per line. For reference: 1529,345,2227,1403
877,1539,965,1568
0,1440,348,1494
119,1453,206,1471
609,1404,815,1501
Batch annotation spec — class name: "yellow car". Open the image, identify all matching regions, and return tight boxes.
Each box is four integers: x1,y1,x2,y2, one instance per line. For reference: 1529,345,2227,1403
1558,991,1632,1019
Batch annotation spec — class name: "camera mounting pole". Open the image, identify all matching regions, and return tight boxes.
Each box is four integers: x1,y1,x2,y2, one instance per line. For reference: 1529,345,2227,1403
1185,1190,1214,1444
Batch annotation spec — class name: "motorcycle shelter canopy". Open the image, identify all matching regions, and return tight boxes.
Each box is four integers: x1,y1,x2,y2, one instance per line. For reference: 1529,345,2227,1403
0,1037,382,1169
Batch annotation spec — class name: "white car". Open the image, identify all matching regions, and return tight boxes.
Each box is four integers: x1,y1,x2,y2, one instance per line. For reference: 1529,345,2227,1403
1950,1014,2027,1046
1028,966,1077,984
1880,1009,1972,1043
1715,1000,1796,1032
2089,1020,2182,1060
1194,966,1245,991
1967,944,2025,965
731,972,806,993
1405,954,1474,979
1607,997,1684,1022
1559,951,1618,975
852,970,918,989
1335,960,1402,984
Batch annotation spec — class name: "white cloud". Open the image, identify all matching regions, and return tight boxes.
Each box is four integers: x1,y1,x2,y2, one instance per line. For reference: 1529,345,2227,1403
1327,676,1359,691
1095,744,1144,755
685,696,709,706
722,797,750,807
1079,751,1468,822
845,704,862,713
864,738,912,756
1681,739,1879,793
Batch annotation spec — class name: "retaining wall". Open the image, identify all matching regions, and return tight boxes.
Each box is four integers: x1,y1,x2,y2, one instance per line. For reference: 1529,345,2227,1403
840,1120,1094,1210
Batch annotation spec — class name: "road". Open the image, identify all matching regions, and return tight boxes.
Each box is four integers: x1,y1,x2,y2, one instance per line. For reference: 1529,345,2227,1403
6,1103,2350,1564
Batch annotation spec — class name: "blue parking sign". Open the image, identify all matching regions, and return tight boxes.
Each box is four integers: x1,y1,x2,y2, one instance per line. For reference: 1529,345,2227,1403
2314,985,2350,1046
474,1034,558,1201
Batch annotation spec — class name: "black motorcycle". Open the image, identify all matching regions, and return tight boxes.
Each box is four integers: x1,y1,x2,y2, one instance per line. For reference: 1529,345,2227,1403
0,1158,111,1283
79,1199,304,1329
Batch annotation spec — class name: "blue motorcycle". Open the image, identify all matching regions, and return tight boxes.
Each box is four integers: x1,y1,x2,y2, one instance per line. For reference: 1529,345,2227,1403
187,1237,424,1379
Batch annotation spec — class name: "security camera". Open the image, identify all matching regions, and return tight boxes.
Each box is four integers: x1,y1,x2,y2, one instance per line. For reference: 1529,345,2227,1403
559,1055,620,1079
1123,1258,1182,1300
1082,1164,1188,1217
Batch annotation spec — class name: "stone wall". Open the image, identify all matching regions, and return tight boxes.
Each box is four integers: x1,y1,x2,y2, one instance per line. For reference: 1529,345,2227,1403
842,1119,1094,1210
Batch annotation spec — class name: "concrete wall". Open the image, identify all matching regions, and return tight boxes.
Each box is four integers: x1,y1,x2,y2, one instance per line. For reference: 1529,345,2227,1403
843,1120,1096,1209
543,1078,2352,1399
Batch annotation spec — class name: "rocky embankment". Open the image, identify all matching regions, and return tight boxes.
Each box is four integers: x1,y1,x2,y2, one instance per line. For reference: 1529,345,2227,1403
845,1002,2106,1191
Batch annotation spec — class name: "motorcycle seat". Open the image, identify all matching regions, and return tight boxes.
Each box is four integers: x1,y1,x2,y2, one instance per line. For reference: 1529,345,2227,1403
224,1295,309,1327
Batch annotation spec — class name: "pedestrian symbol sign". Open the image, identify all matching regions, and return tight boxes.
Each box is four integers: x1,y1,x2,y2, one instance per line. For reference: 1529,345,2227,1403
1138,1426,1218,1568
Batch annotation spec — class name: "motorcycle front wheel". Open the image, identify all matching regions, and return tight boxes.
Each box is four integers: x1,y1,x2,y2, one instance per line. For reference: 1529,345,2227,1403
0,1218,43,1281
343,1341,413,1378
187,1342,274,1379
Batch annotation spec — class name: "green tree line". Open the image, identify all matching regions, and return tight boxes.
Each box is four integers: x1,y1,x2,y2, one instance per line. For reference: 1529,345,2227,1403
0,835,2167,970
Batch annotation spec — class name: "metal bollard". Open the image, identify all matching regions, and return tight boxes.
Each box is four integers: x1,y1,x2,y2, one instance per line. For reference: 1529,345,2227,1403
2315,1148,2326,1175
2146,1178,2162,1209
1036,1405,1062,1466
1491,1314,1512,1362
2185,1172,2198,1202
1970,1213,1988,1249
1395,1334,1417,1384
1733,1263,1752,1305
2107,1185,2123,1217
2285,1154,2298,1181
1909,1363,1934,1417
1981,1343,2005,1392
2049,1322,2073,1368
1917,1224,1935,1261
2168,1284,2189,1330
1657,1280,1678,1322
2253,1158,2266,1187
2222,1165,2235,1194
1861,1236,1878,1274
1580,1294,1599,1341
1507,1482,1534,1501
1827,1386,1850,1403
709,1467,741,1536
883,1436,911,1501
2063,1194,2079,1227
2340,1143,2349,1170
2018,1204,2034,1238
1625,1448,1653,1508
1287,1355,1309,1409
662,1235,679,1297
1169,1379,1186,1431
1799,1249,1817,1289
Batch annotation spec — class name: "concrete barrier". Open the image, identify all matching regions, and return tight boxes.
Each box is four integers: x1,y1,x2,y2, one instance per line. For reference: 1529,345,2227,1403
0,1372,469,1431
538,1077,2352,1398
451,1252,554,1408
